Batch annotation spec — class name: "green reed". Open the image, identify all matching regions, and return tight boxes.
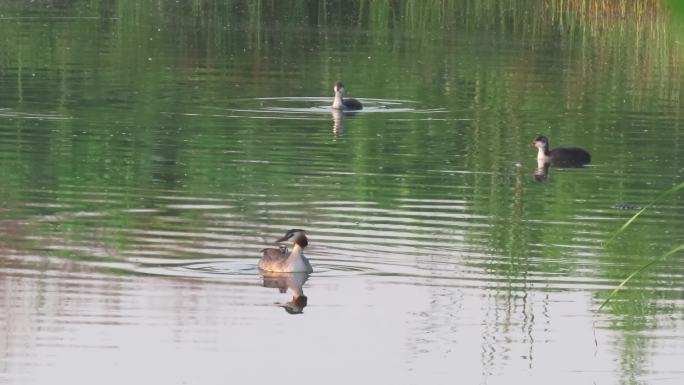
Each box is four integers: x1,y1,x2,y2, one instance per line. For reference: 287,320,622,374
599,181,684,311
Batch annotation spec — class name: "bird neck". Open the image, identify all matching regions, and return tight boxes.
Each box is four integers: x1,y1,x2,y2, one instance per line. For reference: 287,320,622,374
332,92,344,109
288,243,304,259
536,146,550,161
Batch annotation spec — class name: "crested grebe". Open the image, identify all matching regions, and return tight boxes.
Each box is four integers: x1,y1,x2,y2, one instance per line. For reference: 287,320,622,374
332,81,363,111
259,229,313,273
531,135,591,166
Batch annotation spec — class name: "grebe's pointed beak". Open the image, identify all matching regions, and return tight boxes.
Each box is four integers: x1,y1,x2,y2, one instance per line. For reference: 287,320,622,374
276,234,292,243
275,229,305,243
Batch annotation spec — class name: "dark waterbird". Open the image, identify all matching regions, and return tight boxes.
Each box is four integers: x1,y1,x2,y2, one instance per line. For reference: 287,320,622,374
530,135,591,167
332,81,363,111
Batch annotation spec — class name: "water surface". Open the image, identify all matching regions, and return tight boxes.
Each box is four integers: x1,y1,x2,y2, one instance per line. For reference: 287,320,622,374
1,1,683,384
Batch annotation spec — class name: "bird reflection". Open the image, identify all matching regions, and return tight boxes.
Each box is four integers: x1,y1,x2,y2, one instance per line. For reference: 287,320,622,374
331,107,362,137
260,271,310,314
332,108,345,136
533,158,592,181
534,160,550,181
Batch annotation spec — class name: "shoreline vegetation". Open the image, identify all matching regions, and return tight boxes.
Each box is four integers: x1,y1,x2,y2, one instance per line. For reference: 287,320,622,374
1,1,681,106
1,1,681,85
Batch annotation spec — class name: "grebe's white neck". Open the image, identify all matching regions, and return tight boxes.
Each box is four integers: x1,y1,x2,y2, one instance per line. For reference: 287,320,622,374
332,90,344,109
285,243,312,273
288,243,304,260
536,146,550,162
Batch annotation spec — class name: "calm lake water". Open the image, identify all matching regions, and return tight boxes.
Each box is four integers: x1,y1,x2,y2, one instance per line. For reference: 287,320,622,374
1,1,684,384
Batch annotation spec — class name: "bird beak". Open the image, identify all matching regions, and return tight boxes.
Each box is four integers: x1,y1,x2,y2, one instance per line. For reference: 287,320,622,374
529,141,538,148
276,234,292,243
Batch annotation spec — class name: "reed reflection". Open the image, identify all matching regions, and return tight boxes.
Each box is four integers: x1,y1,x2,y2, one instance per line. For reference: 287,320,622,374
260,271,310,314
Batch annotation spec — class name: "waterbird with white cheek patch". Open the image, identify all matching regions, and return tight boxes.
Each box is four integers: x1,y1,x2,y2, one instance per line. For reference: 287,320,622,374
332,81,363,111
530,135,591,167
259,229,313,273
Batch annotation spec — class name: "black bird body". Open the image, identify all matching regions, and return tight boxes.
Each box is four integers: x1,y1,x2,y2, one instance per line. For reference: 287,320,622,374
531,135,591,167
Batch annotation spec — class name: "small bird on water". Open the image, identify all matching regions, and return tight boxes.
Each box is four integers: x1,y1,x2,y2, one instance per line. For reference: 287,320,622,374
332,81,363,111
259,229,313,273
530,135,591,167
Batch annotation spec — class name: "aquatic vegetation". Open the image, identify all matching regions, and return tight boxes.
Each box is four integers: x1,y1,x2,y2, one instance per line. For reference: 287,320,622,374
599,244,684,311
606,181,684,245
600,181,684,311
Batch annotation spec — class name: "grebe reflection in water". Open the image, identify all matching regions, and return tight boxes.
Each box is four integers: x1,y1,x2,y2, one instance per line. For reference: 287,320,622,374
332,101,363,137
261,271,310,314
332,108,345,136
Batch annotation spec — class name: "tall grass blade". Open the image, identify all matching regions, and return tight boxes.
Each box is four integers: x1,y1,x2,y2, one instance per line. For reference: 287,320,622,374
599,243,684,311
599,181,684,311
605,181,684,245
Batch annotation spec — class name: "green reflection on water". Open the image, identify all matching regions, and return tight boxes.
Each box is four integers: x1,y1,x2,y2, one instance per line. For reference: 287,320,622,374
0,1,683,382
0,0,681,289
